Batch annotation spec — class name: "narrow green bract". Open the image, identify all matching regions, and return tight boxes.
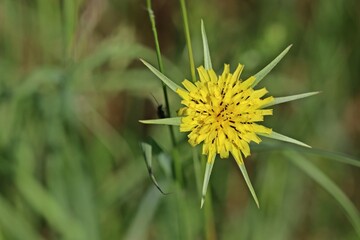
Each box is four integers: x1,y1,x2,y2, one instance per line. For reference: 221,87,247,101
238,163,260,208
201,19,212,70
263,92,320,108
253,45,292,87
140,59,183,92
139,117,182,126
200,159,215,209
139,21,318,209
259,131,311,148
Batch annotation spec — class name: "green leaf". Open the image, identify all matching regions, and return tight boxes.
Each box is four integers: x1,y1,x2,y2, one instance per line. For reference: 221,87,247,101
304,149,360,168
140,59,183,92
201,19,212,70
287,151,360,238
16,176,85,239
141,142,152,166
253,142,360,168
158,152,173,178
141,142,168,195
144,137,164,155
15,143,85,239
253,45,292,87
263,92,320,108
200,158,215,209
139,117,182,126
259,131,311,148
238,163,260,208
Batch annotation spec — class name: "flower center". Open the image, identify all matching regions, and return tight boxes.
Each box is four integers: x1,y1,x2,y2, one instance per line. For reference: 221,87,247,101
213,104,227,122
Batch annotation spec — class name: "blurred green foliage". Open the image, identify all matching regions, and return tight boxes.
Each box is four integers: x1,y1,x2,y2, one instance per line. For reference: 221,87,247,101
0,0,359,239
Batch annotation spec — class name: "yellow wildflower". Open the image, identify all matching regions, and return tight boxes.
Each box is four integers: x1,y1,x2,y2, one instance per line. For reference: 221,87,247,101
176,64,273,165
139,24,317,208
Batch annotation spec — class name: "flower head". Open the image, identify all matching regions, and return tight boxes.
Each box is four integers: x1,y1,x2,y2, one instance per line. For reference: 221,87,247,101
139,22,318,208
176,64,274,165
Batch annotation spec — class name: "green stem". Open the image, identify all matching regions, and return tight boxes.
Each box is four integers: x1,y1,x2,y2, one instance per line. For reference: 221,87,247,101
201,154,215,240
146,3,186,238
204,187,216,240
172,148,183,186
193,147,201,196
146,0,176,147
59,0,67,64
179,0,196,83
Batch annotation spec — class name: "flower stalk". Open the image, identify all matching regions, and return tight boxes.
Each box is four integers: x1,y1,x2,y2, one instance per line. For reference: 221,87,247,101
179,0,196,83
146,0,176,147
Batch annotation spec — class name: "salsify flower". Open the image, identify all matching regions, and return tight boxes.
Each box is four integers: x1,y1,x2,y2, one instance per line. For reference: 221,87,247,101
140,21,318,208
176,64,273,164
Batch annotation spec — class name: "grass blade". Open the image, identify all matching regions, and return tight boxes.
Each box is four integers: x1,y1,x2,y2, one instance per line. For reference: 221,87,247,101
141,142,169,195
259,131,311,148
201,19,212,70
0,196,40,240
253,142,360,168
286,151,360,237
141,142,153,166
263,92,320,108
253,45,292,87
140,59,183,93
17,176,85,239
303,149,360,168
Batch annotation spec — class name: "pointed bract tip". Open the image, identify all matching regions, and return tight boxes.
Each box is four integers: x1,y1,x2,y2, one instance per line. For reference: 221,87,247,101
299,142,312,148
308,91,321,96
200,198,205,209
284,45,292,53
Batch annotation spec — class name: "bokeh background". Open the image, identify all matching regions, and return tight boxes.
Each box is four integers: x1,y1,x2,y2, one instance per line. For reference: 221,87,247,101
0,0,359,239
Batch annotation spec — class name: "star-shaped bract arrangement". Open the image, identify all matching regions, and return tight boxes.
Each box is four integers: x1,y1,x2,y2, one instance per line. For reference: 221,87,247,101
140,20,318,208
